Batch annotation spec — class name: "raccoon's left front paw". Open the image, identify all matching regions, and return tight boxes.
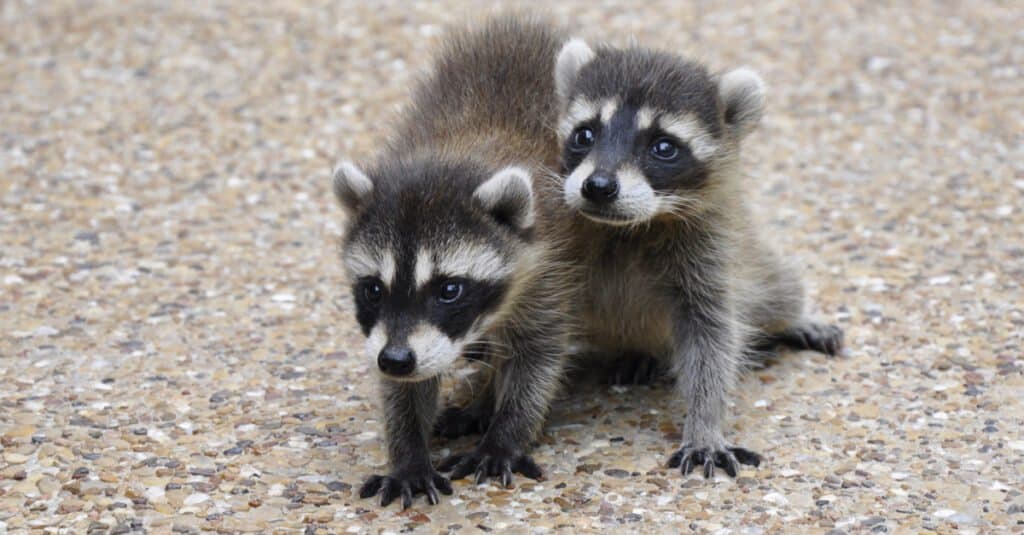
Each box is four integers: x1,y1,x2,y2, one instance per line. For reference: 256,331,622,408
438,444,543,488
358,467,453,509
667,443,762,478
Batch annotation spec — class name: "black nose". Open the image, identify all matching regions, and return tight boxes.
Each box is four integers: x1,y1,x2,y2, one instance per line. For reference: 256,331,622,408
378,347,416,376
581,172,619,203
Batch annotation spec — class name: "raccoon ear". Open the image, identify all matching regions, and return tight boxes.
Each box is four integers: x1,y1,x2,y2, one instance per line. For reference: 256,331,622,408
473,166,534,231
331,161,374,214
555,38,595,107
719,67,766,138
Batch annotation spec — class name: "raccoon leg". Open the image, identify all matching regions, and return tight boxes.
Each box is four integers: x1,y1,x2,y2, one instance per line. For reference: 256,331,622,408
743,248,843,357
666,280,762,479
607,351,663,385
439,324,564,487
358,378,452,509
762,321,844,356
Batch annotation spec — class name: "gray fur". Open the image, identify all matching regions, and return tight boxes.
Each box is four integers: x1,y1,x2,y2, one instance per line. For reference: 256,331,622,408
550,40,843,477
335,16,572,507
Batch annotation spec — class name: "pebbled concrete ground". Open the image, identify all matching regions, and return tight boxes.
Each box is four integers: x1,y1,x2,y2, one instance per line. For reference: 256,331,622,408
1,1,1021,533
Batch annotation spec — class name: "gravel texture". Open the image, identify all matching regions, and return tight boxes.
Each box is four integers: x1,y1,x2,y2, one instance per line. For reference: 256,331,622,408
2,1,1022,533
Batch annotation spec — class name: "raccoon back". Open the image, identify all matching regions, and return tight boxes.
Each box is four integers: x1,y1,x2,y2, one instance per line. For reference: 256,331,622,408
390,16,565,170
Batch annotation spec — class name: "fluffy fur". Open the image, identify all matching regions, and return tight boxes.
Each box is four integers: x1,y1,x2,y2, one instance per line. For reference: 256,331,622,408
332,16,573,508
548,39,843,478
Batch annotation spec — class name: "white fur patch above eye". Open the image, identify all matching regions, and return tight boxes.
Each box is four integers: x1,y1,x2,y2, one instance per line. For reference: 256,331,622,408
379,251,396,287
343,244,396,287
414,248,434,289
343,242,377,279
719,67,766,138
599,98,619,124
405,323,460,380
558,97,598,139
636,106,656,130
555,38,595,106
332,161,374,213
658,113,719,161
436,242,511,281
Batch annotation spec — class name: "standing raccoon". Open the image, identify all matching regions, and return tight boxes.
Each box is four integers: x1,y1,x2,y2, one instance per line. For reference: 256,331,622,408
331,18,571,508
550,39,843,478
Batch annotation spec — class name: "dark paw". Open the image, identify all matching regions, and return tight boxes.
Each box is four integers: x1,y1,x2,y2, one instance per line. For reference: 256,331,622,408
434,405,491,439
772,323,844,356
667,444,762,478
358,467,452,509
437,445,543,488
607,352,662,385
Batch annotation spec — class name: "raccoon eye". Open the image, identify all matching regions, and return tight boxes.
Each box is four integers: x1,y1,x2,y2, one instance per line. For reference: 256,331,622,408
569,127,595,151
437,281,463,304
362,280,383,304
650,138,679,161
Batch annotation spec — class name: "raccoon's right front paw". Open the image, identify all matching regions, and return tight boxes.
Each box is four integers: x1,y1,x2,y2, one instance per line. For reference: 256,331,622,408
434,405,491,439
437,444,543,488
358,467,453,509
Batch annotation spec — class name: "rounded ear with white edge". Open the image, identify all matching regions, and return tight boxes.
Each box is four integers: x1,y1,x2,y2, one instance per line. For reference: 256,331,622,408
473,166,534,231
331,161,374,214
719,67,766,138
555,38,595,107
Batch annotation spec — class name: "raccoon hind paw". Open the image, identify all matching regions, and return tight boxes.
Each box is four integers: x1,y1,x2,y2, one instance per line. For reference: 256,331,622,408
766,322,844,356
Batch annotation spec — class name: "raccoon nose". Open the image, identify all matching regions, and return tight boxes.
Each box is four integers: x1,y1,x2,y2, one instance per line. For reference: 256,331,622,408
378,347,416,376
581,172,619,203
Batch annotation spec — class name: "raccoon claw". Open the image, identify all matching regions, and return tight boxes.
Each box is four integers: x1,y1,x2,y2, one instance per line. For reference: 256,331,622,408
668,444,761,479
438,447,543,488
434,405,492,439
607,352,662,385
358,468,452,509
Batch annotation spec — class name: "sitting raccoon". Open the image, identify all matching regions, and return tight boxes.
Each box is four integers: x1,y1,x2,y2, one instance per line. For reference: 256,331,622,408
330,17,572,508
547,38,844,478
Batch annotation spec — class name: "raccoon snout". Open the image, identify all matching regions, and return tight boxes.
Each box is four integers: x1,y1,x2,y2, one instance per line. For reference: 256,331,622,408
378,346,416,376
581,172,619,204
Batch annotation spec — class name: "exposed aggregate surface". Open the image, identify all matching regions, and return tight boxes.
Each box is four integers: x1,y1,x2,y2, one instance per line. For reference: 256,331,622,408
1,1,1022,533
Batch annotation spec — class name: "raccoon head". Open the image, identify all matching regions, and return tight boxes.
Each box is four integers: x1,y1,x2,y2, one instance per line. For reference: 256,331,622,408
554,39,766,226
331,157,534,382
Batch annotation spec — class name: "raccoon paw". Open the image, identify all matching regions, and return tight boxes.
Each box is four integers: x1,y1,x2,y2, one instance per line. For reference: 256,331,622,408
438,444,543,488
667,444,762,479
433,405,491,439
770,322,844,356
358,467,452,509
607,352,662,385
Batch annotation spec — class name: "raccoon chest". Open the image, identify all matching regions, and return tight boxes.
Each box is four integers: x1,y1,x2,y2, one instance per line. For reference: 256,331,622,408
578,262,673,355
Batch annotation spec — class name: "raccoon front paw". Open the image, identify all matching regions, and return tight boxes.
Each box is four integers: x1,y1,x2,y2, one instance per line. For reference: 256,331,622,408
434,405,491,439
607,352,662,385
438,444,543,488
358,467,453,509
667,444,762,478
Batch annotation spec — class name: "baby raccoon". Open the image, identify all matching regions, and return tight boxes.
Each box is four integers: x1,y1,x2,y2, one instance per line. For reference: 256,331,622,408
331,17,570,508
551,39,843,478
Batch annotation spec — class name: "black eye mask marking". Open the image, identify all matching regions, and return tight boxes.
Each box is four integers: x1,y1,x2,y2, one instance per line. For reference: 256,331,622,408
562,121,600,174
352,274,509,342
353,276,386,336
639,130,706,191
425,278,507,340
